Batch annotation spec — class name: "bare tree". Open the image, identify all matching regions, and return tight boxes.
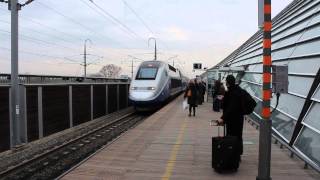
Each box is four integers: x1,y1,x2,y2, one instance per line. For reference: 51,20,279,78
99,64,122,78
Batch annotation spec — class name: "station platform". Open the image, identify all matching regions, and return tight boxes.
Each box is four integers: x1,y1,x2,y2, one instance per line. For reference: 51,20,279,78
61,96,320,180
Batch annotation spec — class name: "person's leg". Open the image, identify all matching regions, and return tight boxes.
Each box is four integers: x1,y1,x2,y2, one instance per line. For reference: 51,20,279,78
188,105,191,116
225,123,230,136
217,99,221,112
212,100,215,111
239,136,243,156
238,117,244,155
193,106,196,116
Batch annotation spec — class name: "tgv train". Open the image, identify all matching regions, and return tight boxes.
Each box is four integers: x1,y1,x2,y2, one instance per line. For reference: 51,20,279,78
129,60,187,110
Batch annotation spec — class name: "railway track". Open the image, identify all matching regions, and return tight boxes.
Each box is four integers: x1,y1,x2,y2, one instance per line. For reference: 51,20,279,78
0,112,147,180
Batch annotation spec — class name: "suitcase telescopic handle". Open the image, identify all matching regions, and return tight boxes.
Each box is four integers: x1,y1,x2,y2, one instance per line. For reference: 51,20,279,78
218,125,226,137
210,120,226,137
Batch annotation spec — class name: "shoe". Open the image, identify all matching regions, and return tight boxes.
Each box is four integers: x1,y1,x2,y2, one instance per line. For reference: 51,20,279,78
188,114,191,117
193,114,195,116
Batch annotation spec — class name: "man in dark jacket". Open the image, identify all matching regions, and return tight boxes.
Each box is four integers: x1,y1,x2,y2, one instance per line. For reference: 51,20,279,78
218,75,244,155
200,81,206,104
212,80,225,112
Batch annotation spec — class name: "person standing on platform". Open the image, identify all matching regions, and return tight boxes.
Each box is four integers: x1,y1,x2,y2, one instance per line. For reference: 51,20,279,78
200,81,206,104
195,79,204,105
218,75,244,156
184,79,198,116
212,80,225,112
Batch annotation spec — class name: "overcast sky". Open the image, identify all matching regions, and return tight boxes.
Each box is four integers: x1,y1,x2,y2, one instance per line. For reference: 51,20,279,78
0,0,293,78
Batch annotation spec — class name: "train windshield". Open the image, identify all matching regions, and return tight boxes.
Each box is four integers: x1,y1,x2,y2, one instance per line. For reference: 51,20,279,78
136,67,158,80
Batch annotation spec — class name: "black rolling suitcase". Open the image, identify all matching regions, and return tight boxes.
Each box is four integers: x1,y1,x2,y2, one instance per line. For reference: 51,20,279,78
211,121,240,173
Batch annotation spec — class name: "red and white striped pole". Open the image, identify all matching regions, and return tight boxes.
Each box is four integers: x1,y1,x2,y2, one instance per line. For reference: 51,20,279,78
257,0,272,180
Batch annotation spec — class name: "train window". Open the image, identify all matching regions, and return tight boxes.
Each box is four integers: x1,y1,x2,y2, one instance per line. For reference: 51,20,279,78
136,67,158,80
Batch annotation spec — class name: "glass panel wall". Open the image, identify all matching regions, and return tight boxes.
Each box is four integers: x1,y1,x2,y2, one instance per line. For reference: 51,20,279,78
294,127,320,166
303,102,320,132
211,0,320,168
312,85,320,101
288,76,313,97
270,93,304,119
271,109,296,141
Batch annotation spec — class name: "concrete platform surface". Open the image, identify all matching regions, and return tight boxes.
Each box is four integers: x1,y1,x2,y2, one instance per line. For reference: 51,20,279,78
62,96,320,180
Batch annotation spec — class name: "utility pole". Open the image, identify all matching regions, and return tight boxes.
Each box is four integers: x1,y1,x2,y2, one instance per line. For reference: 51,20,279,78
155,41,157,60
10,0,21,147
4,0,34,147
257,0,272,180
131,59,134,79
83,39,92,79
168,55,178,67
148,37,157,60
127,55,141,79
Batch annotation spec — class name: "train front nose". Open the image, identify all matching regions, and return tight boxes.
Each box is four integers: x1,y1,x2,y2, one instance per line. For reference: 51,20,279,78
129,91,155,101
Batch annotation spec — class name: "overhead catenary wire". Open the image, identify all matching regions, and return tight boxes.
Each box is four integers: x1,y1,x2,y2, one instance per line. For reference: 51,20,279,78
0,4,137,53
36,1,129,49
29,1,141,60
0,29,80,52
1,3,138,77
0,19,86,57
121,0,154,35
0,8,86,45
21,17,84,43
86,0,145,42
0,46,71,62
79,0,136,41
120,0,173,53
0,19,83,49
0,1,168,73
1,2,147,54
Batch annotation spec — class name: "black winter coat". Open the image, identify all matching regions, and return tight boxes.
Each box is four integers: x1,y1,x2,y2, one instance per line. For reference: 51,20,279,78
212,83,225,98
184,84,198,106
221,85,244,135
221,85,244,154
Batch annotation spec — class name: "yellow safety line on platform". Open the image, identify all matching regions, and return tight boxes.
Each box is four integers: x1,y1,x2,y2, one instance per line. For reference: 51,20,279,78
161,118,187,180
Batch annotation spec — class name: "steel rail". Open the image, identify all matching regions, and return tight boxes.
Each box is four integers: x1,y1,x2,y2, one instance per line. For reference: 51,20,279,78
0,112,145,179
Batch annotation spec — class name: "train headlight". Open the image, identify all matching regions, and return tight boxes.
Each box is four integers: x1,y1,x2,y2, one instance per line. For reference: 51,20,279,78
147,87,156,90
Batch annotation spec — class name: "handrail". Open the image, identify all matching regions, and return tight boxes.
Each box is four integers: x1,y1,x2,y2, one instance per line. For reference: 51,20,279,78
0,73,130,84
246,117,320,173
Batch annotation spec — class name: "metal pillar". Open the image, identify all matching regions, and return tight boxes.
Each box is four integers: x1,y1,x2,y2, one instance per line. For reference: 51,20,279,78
117,84,120,110
38,86,43,138
83,39,92,79
84,44,87,78
131,59,134,79
206,70,209,102
105,85,109,114
20,86,27,142
257,0,272,180
10,0,21,147
90,85,93,120
126,84,129,107
148,37,157,60
154,41,157,60
69,86,73,127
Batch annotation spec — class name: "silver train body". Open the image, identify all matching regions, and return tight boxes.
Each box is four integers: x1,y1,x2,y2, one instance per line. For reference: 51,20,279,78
129,60,187,110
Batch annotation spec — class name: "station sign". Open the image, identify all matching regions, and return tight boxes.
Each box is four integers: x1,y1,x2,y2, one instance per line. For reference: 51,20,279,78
193,63,202,70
